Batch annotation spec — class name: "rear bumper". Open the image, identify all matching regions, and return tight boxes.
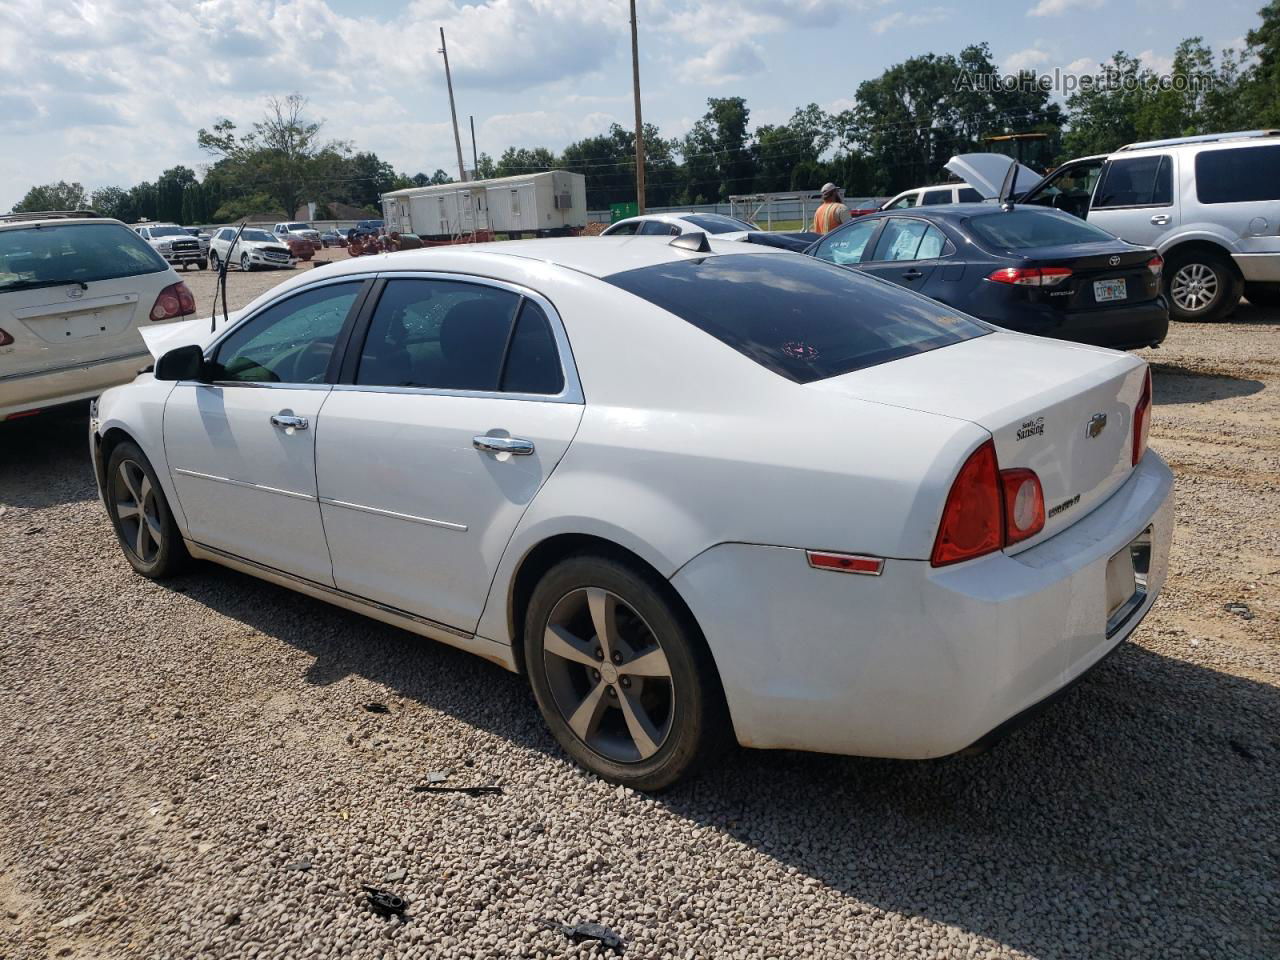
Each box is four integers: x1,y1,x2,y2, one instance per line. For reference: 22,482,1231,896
0,350,149,420
995,297,1169,350
671,453,1174,758
1231,252,1280,283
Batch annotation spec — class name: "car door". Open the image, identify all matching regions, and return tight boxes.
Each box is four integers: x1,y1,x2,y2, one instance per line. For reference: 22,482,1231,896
857,217,948,292
1088,153,1176,246
163,278,369,584
808,217,883,268
314,275,584,632
1021,157,1106,220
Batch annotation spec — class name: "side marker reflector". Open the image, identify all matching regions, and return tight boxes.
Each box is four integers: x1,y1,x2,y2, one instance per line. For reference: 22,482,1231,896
806,551,884,576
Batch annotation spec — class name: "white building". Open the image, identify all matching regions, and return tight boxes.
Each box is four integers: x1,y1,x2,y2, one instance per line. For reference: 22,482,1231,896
381,171,587,240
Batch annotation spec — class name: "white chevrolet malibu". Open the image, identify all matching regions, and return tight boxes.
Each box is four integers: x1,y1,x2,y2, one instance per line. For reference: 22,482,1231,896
90,235,1172,790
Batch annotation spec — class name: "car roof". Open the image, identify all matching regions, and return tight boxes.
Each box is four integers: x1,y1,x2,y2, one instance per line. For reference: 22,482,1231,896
0,215,124,233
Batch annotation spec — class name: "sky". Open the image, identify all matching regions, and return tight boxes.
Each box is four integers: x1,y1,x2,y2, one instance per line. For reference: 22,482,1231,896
0,0,1267,212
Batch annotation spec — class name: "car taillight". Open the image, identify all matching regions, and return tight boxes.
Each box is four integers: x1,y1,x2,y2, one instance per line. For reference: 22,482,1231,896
1146,255,1163,278
0,328,13,347
931,440,1003,566
1133,366,1152,465
149,281,195,322
1000,469,1045,545
987,266,1073,286
932,440,1049,566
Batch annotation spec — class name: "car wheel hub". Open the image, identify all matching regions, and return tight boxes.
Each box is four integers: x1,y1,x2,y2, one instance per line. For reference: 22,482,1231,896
542,587,674,764
112,459,162,564
1171,263,1219,312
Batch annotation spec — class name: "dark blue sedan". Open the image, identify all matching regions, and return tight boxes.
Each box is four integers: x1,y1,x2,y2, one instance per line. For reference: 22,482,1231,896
805,204,1168,350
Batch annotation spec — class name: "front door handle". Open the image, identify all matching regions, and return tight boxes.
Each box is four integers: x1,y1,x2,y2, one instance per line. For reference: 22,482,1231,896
1150,214,1171,225
473,435,534,456
901,268,923,280
270,414,309,430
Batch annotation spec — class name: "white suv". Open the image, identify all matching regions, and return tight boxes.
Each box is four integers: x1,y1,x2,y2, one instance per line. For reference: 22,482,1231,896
880,183,985,210
133,223,207,271
1011,130,1280,321
1,212,193,421
209,227,296,272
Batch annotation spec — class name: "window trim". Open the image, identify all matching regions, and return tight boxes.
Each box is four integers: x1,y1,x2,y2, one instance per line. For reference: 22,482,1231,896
1091,154,1174,211
861,216,955,264
333,270,584,405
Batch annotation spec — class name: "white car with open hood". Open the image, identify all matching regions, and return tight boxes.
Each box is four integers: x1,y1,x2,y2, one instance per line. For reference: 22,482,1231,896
89,234,1173,789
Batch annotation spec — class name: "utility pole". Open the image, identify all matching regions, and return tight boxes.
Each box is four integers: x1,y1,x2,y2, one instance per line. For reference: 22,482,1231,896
439,28,467,182
469,115,479,178
629,0,645,213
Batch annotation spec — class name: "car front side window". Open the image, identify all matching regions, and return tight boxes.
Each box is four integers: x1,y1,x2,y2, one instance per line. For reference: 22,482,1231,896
211,282,362,384
1093,155,1172,209
869,218,931,262
813,218,879,266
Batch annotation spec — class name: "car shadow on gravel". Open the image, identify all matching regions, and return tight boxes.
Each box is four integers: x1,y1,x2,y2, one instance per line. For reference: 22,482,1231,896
1151,364,1264,405
0,408,96,509
167,563,1277,959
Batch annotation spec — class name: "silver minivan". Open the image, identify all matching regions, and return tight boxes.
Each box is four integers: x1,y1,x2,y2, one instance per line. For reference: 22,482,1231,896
951,131,1280,321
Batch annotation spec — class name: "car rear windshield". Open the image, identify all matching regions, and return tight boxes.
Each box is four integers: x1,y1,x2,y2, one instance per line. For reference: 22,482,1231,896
0,222,167,292
966,210,1116,249
1195,145,1280,204
603,254,989,384
681,214,757,234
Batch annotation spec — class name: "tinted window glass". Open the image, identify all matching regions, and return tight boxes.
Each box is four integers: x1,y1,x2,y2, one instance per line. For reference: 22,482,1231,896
1195,145,1280,203
957,187,983,202
916,225,947,259
213,282,361,383
967,210,1116,249
873,219,930,261
682,214,756,233
1094,155,1172,208
605,221,640,235
920,189,953,206
501,300,565,395
886,193,917,209
0,222,167,292
356,279,520,390
604,254,989,384
813,218,878,265
639,220,679,236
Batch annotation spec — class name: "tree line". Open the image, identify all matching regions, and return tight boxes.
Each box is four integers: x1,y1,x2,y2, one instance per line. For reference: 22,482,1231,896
12,3,1280,221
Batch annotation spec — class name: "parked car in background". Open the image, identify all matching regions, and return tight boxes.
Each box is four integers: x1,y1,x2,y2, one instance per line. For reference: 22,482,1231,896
133,223,206,270
805,204,1168,350
283,234,316,261
1,212,193,421
182,227,211,258
846,196,890,216
351,219,384,238
208,227,296,272
273,221,323,248
602,212,758,238
952,131,1280,320
881,183,986,210
319,229,345,248
93,236,1171,789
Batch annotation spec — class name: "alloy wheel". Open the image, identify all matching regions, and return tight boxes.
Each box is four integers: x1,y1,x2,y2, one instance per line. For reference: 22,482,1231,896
1170,262,1219,314
112,460,162,565
541,587,675,763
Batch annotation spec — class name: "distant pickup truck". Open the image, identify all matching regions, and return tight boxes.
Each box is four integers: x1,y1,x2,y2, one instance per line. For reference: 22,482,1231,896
132,223,207,270
273,222,323,246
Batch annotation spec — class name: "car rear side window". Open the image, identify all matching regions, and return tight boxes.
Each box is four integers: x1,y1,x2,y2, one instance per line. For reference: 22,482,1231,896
603,254,989,384
957,187,983,202
1093,155,1172,208
967,210,1116,249
682,214,756,233
500,300,565,395
920,189,953,206
1195,145,1280,203
0,222,166,292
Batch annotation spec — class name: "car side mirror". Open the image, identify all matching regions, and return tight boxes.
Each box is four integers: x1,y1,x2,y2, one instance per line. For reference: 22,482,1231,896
154,344,208,381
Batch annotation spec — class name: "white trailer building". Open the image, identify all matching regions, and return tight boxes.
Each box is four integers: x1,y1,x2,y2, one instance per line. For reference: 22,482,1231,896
381,171,587,240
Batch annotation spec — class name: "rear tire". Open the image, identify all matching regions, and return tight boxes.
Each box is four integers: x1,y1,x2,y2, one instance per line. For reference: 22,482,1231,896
209,250,220,272
104,441,188,580
1244,282,1280,308
240,252,252,272
1165,249,1242,322
524,553,730,791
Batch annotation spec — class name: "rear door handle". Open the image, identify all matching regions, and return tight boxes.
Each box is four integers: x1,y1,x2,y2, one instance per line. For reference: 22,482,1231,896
473,435,534,456
1150,214,1171,225
901,268,923,280
270,414,309,430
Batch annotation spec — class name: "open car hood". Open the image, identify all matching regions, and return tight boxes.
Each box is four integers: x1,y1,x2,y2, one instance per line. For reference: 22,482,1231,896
139,311,242,361
945,153,1044,200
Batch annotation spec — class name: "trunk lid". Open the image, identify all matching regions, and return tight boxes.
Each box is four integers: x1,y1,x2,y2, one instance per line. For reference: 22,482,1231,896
2,278,147,377
1022,242,1161,311
811,332,1148,550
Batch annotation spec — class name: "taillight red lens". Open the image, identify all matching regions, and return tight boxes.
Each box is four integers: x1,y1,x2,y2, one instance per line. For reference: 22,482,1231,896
149,281,194,322
987,266,1073,286
1146,255,1164,278
1000,469,1045,544
0,328,13,347
931,440,1004,567
1133,366,1152,465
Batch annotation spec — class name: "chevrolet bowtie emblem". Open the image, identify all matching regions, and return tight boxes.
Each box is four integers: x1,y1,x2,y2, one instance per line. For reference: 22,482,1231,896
1085,413,1108,438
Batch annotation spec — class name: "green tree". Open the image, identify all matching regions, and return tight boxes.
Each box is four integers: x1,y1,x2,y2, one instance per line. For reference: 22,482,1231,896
89,186,130,220
11,181,89,213
429,169,453,185
1245,1,1280,124
680,97,753,201
494,146,558,177
475,153,497,179
754,104,835,193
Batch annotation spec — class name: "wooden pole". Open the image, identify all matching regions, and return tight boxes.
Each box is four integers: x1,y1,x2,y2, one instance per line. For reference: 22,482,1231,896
629,0,645,213
469,115,479,176
439,28,467,182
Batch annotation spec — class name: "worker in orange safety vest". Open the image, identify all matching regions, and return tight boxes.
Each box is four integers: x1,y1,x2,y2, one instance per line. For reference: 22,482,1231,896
812,183,852,234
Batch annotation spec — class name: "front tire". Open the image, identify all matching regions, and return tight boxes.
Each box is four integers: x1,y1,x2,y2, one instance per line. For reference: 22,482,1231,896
1245,282,1280,308
524,553,729,791
1166,249,1242,322
104,441,188,579
240,252,252,272
209,250,221,272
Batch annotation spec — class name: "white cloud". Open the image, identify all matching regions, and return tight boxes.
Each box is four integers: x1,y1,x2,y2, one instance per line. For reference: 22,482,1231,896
679,39,767,86
1065,56,1097,74
1138,49,1175,74
1004,45,1051,73
1027,0,1103,16
872,6,951,34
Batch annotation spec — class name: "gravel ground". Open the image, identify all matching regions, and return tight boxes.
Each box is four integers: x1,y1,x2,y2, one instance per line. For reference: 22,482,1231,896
0,285,1276,959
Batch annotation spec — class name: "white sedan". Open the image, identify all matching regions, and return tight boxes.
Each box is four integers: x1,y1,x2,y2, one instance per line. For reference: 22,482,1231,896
601,212,758,238
89,235,1173,789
